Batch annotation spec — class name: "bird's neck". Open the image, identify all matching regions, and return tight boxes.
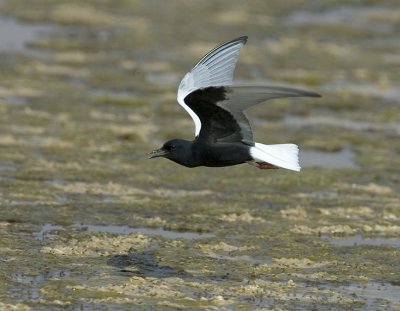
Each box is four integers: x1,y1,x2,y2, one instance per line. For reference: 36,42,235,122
172,140,200,168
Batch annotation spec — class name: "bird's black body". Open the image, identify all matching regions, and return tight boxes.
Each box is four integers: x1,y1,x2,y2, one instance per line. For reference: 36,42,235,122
151,138,252,168
194,141,252,167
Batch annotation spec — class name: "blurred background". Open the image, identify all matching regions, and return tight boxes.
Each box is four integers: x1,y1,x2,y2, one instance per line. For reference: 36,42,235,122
0,0,399,310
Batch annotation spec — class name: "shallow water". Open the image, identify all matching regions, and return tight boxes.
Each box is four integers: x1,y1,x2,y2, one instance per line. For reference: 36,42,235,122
318,282,400,310
0,0,399,310
0,14,52,53
301,147,358,169
285,6,397,34
322,234,400,249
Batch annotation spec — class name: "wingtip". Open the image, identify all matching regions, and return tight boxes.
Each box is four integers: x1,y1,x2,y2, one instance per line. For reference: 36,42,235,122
297,89,322,98
228,36,248,45
238,35,248,44
310,92,322,98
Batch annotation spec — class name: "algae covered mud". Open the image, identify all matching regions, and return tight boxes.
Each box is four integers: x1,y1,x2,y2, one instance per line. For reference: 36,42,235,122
0,0,399,310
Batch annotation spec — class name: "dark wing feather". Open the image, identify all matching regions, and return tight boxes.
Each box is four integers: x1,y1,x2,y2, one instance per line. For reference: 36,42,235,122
184,87,244,143
184,85,321,144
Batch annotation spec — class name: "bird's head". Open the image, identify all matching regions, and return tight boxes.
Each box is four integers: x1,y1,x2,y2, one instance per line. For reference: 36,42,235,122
148,139,193,166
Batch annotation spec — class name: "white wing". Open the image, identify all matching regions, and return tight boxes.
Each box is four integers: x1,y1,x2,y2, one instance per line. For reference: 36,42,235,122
177,36,248,137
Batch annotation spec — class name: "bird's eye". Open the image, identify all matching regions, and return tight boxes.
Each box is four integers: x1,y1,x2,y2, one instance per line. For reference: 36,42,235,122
165,144,175,151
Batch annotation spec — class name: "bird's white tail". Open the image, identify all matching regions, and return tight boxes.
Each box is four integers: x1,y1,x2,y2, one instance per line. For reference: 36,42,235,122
249,143,301,172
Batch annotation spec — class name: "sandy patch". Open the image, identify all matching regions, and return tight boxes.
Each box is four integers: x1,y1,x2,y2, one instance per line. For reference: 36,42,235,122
41,233,152,257
218,212,266,223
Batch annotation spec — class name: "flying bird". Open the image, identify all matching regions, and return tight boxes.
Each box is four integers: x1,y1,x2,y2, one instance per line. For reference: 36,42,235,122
148,36,320,171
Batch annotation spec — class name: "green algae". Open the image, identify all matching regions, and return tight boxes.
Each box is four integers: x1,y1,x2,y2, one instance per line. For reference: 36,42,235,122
0,0,400,310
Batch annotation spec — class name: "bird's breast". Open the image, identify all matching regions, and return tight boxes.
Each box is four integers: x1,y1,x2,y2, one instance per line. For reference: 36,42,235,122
194,142,251,167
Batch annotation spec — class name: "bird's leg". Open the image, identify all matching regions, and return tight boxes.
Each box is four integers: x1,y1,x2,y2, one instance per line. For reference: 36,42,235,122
246,161,279,169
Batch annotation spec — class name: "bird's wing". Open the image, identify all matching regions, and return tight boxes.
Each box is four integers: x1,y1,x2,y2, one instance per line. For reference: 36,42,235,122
184,85,321,144
177,36,248,137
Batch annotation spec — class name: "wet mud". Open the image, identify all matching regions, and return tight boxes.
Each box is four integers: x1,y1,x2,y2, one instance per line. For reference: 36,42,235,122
0,0,399,310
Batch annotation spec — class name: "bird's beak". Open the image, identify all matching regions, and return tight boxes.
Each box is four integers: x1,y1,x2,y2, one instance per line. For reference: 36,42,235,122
147,148,168,159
